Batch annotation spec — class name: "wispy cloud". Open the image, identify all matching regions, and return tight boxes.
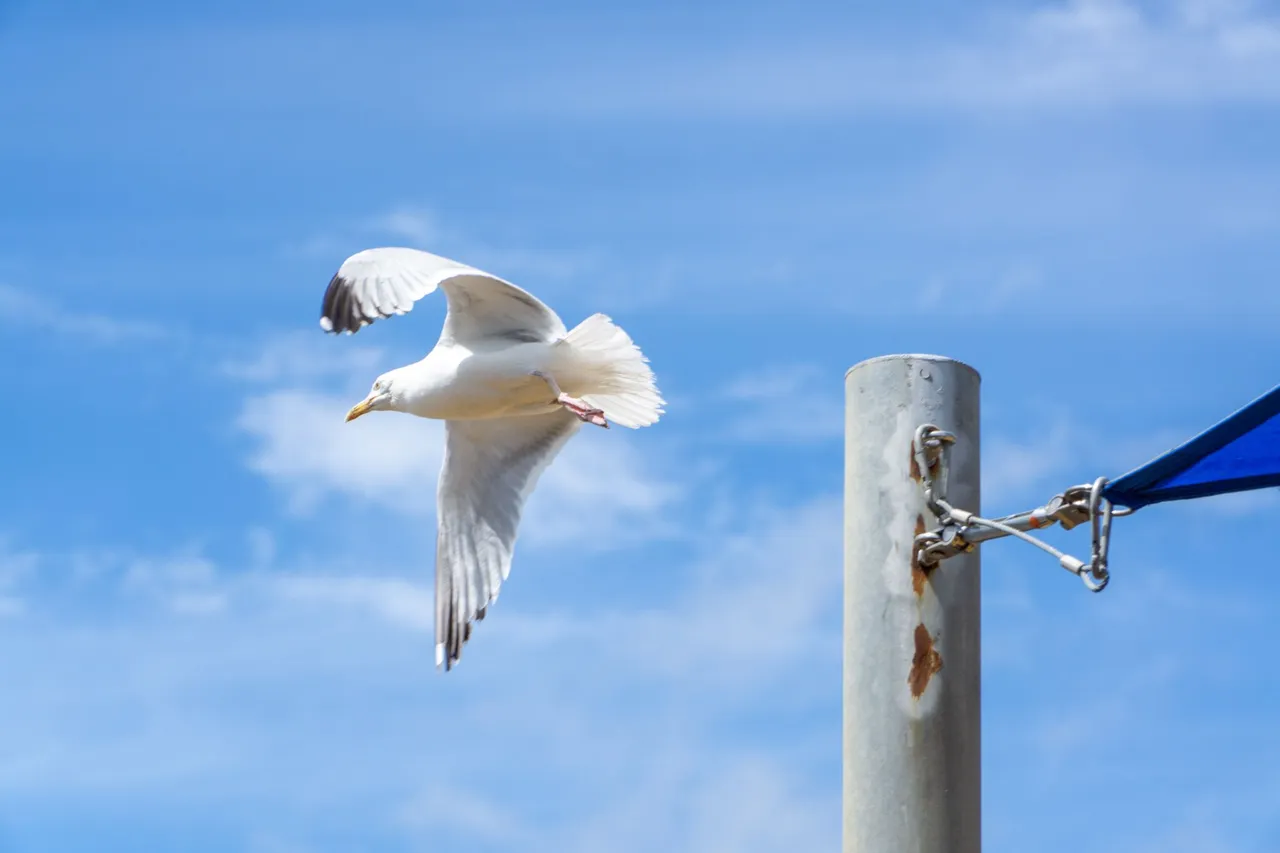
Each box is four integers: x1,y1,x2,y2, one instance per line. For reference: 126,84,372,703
0,283,168,345
983,420,1080,500
238,385,683,546
0,489,839,851
981,407,1202,511
917,263,1046,314
236,387,447,516
2,540,231,618
396,784,533,848
226,334,445,516
273,575,434,633
0,479,1267,852
12,1,1280,155
286,205,597,289
122,551,228,616
36,482,1263,851
716,364,844,444
219,331,389,387
510,0,1280,117
524,430,684,546
164,492,842,695
365,207,444,247
0,537,38,585
1182,486,1280,515
0,537,36,618
613,496,842,687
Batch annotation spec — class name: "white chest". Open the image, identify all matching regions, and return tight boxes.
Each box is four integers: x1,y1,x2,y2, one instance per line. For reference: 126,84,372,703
402,344,556,421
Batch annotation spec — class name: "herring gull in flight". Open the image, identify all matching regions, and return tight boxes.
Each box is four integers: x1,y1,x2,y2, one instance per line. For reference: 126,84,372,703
318,247,664,670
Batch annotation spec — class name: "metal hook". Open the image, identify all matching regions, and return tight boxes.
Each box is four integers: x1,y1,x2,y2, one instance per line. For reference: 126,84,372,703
1083,476,1113,592
913,424,956,516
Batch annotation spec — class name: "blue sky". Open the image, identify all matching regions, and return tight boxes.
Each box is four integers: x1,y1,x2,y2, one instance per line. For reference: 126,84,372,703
2,0,1279,850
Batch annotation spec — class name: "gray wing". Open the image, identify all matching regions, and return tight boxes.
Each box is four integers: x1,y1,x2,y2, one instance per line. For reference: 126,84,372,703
434,409,581,670
319,247,567,344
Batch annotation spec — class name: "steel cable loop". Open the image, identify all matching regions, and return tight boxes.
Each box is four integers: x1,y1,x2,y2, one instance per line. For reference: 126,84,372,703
912,425,1121,592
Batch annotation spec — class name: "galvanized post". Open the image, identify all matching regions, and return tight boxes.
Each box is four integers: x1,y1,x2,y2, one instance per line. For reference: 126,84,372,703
843,354,981,853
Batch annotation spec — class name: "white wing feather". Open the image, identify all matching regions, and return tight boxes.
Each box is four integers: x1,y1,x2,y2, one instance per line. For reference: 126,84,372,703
320,247,567,344
434,409,581,670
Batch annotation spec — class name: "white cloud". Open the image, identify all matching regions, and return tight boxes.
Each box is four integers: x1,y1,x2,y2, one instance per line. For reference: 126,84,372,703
918,263,1047,314
613,497,842,686
0,481,1271,852
968,0,1280,107
980,409,1205,510
189,494,840,694
977,549,1274,848
530,429,684,544
678,758,838,853
396,784,532,848
1131,812,1239,853
504,0,1280,117
274,575,434,633
1184,486,1280,515
245,835,320,853
220,330,389,387
15,1,1280,164
0,495,839,850
365,207,443,247
287,205,596,289
0,536,39,584
984,420,1079,500
235,384,683,546
237,388,446,516
124,553,218,590
0,537,39,617
983,406,1280,522
246,526,278,569
5,543,230,617
716,364,845,444
0,283,168,344
720,365,820,403
549,751,837,853
123,552,228,616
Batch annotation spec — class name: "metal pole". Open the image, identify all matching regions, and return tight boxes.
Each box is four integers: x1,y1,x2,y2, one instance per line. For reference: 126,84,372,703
843,354,981,853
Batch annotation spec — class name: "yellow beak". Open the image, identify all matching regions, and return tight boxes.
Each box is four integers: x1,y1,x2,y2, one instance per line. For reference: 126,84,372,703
345,398,376,422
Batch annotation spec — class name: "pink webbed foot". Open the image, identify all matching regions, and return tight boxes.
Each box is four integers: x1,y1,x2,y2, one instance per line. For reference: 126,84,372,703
557,394,608,428
531,370,609,428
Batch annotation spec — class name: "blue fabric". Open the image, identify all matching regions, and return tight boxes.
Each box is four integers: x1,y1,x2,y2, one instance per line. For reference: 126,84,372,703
1103,385,1280,510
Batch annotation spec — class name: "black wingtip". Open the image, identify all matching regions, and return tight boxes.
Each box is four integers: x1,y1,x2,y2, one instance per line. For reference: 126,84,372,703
319,272,347,334
320,272,385,335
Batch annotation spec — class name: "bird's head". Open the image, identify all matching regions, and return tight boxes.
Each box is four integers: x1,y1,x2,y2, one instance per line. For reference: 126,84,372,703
345,371,401,422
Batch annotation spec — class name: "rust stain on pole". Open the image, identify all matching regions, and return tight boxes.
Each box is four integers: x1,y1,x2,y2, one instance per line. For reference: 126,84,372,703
908,624,944,699
911,514,932,596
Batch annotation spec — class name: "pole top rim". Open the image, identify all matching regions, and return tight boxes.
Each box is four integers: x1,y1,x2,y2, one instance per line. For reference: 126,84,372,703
845,353,981,380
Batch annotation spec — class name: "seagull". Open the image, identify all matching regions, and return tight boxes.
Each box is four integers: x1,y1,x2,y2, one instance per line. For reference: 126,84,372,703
318,247,664,670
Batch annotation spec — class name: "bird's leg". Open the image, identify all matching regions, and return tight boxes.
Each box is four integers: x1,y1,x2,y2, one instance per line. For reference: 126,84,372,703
531,371,608,428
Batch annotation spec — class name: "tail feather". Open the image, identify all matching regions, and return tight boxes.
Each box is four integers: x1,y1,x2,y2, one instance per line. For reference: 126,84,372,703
558,314,664,429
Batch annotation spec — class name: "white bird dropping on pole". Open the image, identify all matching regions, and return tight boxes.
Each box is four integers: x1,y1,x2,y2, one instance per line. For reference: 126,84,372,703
843,354,981,853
